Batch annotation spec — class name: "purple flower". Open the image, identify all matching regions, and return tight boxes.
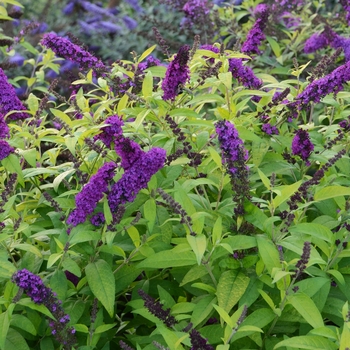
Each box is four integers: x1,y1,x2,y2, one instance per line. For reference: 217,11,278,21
332,35,350,61
280,11,301,28
108,148,166,212
12,269,50,303
67,162,117,227
0,140,14,161
291,60,350,107
94,115,124,148
64,271,79,286
62,1,76,15
90,212,105,226
41,33,106,72
182,0,211,26
341,0,350,26
241,4,269,55
0,68,29,120
123,15,138,30
262,123,279,135
9,53,25,66
304,33,330,53
291,129,314,162
162,45,191,101
228,58,262,89
189,329,214,350
0,115,10,138
215,120,248,172
125,0,143,13
115,137,143,170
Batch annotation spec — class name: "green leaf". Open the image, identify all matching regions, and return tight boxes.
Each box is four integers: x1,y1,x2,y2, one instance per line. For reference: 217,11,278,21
142,71,153,98
156,323,185,350
115,264,141,294
69,230,101,245
213,304,235,328
73,324,89,333
0,310,10,350
1,154,24,186
17,298,54,319
212,216,222,245
186,94,225,106
258,169,271,190
144,199,156,232
53,169,75,192
49,270,67,301
47,253,62,268
62,258,81,277
340,322,350,349
218,72,232,89
180,265,208,286
314,186,350,201
4,329,30,350
127,226,140,248
289,223,333,243
208,146,222,168
256,236,281,274
10,315,36,335
273,335,338,349
272,181,303,209
86,260,115,318
266,36,281,57
0,261,17,279
94,323,118,334
50,108,72,127
216,270,250,314
287,292,324,329
187,234,207,265
191,295,217,327
137,44,157,63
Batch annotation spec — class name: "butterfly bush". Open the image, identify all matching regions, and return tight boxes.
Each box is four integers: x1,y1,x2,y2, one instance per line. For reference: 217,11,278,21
162,45,191,101
67,162,117,227
12,269,76,348
341,0,350,26
41,33,106,71
241,4,269,55
182,0,211,27
108,147,166,211
0,68,29,120
291,129,314,163
94,115,124,148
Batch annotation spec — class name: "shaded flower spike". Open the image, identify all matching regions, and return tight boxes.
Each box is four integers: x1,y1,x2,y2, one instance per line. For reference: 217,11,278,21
182,0,211,27
108,147,166,212
291,129,314,164
162,45,191,101
138,289,177,327
115,137,143,170
67,162,117,227
41,33,106,72
0,68,29,120
241,4,269,55
294,241,311,279
189,329,214,350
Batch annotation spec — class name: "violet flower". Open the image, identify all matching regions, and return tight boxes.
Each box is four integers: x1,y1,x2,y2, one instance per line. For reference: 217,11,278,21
291,129,314,163
0,140,14,161
67,162,117,227
0,68,29,120
241,4,269,55
41,33,106,72
331,35,350,61
182,0,211,27
304,32,332,53
189,329,214,350
115,137,143,170
228,58,262,89
162,45,191,101
341,0,350,26
12,269,77,348
108,147,166,212
0,116,10,138
94,115,124,148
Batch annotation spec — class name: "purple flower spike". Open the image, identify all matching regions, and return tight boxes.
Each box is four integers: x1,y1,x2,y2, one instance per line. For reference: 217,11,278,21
108,147,166,212
0,68,29,120
0,115,10,138
0,140,14,161
67,162,117,227
228,58,262,89
291,129,314,163
94,115,124,148
241,4,269,55
41,33,106,72
162,45,191,101
115,137,143,170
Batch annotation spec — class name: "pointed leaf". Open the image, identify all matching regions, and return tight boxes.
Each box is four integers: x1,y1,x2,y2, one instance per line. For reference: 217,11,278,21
86,260,115,318
274,335,338,349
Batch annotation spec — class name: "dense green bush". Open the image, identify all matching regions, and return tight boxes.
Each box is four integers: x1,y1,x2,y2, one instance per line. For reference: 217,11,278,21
2,0,350,349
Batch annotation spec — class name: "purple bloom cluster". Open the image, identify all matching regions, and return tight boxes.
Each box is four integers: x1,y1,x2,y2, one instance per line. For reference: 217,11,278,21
341,0,350,26
94,115,124,148
41,33,106,71
304,32,334,54
0,68,29,120
67,162,117,227
108,147,166,212
12,269,76,347
291,60,350,107
228,58,262,89
291,129,314,163
332,35,350,62
241,4,269,55
162,45,191,101
189,329,214,350
115,137,143,170
215,120,248,173
262,123,279,135
182,0,211,26
0,140,14,161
